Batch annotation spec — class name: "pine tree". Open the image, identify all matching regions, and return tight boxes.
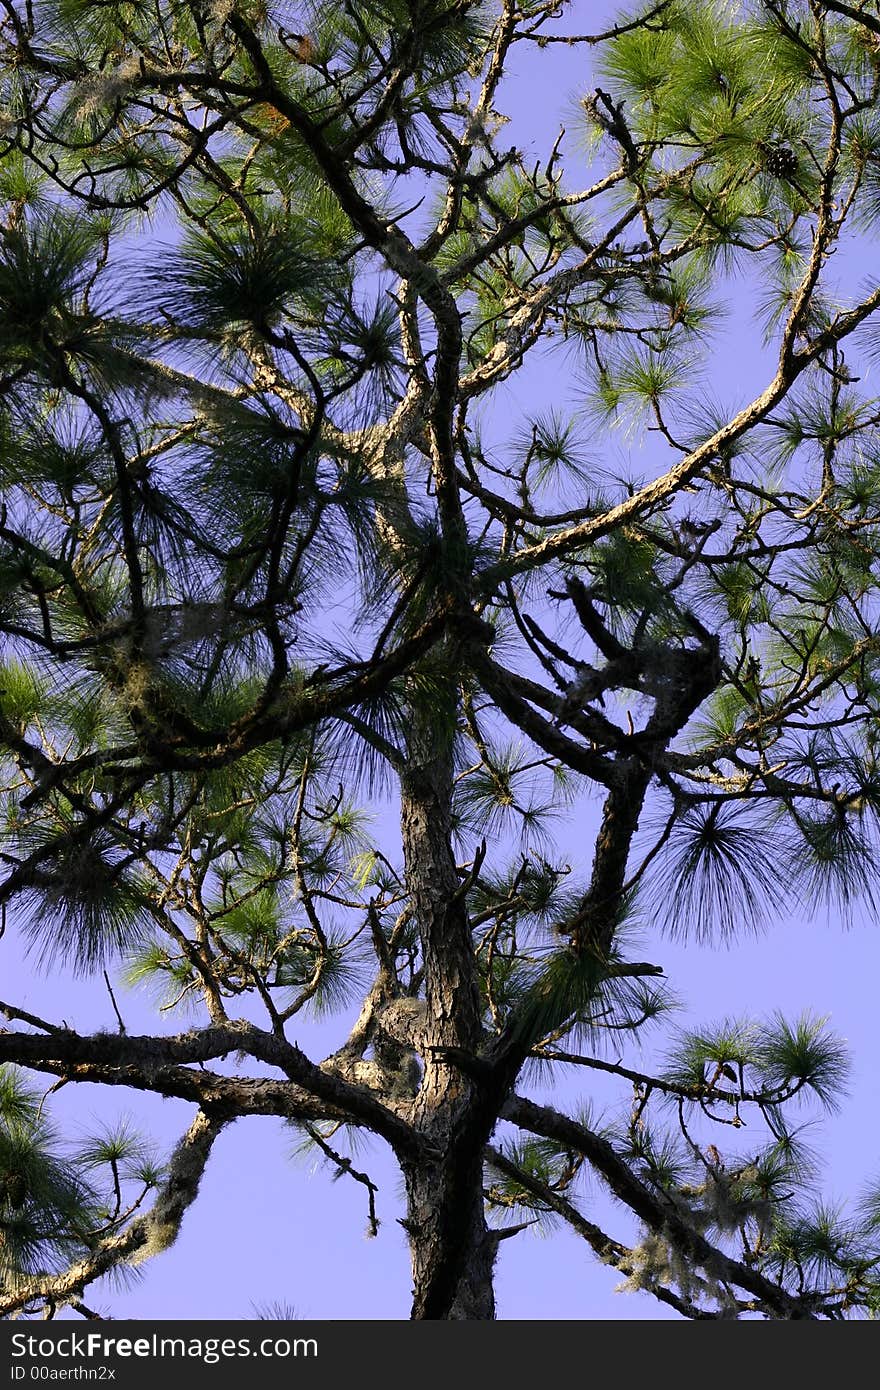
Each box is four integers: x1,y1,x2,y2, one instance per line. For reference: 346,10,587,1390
2,0,880,1319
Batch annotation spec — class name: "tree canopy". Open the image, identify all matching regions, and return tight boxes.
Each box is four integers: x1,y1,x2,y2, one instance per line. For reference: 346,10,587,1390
2,0,880,1320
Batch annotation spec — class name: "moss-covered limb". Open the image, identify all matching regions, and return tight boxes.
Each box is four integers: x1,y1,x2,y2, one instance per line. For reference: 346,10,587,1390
0,1110,226,1318
502,1094,820,1320
485,1144,720,1320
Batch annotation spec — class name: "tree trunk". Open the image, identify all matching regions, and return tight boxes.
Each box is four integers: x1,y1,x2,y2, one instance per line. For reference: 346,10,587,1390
400,676,495,1319
403,1160,496,1319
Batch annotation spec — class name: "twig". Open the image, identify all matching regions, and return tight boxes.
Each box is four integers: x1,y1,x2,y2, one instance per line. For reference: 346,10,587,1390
103,971,127,1036
304,1123,380,1237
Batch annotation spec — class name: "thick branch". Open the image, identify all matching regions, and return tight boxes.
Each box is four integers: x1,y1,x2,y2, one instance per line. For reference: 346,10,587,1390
0,1022,424,1159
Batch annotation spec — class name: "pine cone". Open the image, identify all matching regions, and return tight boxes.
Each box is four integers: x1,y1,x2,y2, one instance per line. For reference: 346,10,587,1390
5,1172,27,1208
761,144,797,179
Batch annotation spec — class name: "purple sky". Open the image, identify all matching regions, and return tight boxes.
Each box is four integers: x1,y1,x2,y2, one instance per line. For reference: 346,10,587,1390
3,3,879,1321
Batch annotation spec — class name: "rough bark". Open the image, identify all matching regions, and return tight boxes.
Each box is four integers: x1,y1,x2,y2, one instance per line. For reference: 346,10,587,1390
403,1162,497,1320
399,679,493,1318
